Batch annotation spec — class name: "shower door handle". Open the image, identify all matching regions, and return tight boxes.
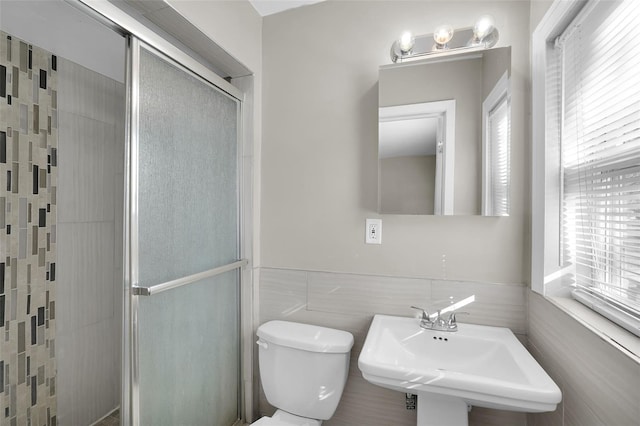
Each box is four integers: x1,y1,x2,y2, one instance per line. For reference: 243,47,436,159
132,259,248,296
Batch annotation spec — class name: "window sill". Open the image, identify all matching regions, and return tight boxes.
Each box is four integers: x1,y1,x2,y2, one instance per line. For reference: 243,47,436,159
547,296,640,364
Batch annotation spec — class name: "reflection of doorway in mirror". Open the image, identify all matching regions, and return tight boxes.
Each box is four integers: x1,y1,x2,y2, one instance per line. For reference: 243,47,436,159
379,46,512,216
378,100,455,215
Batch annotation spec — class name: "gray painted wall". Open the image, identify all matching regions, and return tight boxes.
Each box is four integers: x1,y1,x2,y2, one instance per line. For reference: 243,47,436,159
380,155,436,215
261,0,531,283
260,1,531,424
481,47,511,100
163,2,640,425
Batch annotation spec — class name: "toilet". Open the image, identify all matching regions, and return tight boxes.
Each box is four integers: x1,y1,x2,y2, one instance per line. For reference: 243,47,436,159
252,320,354,426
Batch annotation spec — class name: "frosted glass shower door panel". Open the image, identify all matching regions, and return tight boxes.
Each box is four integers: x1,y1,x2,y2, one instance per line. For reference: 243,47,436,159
137,46,239,289
132,43,241,425
138,271,239,425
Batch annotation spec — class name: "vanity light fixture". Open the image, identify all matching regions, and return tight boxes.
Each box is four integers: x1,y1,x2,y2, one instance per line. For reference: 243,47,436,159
470,15,496,45
433,24,454,50
390,16,500,63
398,31,415,54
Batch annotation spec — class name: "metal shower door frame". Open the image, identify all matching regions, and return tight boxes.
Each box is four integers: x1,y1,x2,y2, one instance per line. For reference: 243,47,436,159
125,37,246,426
64,2,248,424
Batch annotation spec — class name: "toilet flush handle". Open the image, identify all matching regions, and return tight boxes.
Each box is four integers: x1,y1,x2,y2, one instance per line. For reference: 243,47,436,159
256,339,269,350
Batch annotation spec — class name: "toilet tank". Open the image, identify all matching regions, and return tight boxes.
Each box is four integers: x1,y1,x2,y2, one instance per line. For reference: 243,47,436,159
257,321,354,421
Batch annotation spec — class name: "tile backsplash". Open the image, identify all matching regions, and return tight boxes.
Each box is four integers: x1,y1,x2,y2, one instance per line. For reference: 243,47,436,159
257,267,528,426
0,31,58,426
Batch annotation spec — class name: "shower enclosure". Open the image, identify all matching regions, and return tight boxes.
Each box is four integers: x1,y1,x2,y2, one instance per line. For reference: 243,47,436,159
125,37,245,425
0,1,250,424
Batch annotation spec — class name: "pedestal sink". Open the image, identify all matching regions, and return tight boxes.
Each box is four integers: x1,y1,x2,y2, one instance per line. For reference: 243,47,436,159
358,314,561,426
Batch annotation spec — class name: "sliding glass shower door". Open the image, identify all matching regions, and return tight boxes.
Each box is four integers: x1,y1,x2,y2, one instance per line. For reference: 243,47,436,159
124,38,244,425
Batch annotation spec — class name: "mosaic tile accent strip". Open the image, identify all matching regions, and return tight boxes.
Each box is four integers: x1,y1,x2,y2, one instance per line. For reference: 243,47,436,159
0,31,57,426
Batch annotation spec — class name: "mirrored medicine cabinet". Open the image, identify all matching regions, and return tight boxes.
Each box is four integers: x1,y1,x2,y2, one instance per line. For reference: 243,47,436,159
378,46,511,216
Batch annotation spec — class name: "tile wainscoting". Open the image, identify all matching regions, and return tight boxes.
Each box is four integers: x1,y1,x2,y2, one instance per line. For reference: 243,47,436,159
257,267,528,426
527,292,640,426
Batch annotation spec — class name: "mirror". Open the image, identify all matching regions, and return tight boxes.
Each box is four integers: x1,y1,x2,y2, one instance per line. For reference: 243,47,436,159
378,46,511,215
379,100,456,215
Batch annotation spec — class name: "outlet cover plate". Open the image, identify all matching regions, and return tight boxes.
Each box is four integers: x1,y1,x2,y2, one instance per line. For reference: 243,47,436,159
366,218,382,244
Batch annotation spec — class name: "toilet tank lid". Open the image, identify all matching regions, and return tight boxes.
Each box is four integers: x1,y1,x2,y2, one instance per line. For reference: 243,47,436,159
257,321,354,353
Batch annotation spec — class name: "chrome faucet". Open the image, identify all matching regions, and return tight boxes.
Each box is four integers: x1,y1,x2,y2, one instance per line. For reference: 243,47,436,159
411,305,433,328
410,306,468,332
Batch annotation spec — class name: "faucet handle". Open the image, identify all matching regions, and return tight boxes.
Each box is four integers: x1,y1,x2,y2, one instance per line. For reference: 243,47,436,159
410,306,430,321
446,311,469,327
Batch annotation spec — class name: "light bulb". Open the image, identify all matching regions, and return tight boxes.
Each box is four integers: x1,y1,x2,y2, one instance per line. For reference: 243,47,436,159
473,15,495,41
398,31,415,54
433,25,454,48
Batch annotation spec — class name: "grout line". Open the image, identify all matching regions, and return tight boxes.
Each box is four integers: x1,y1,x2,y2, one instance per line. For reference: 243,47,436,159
89,407,120,426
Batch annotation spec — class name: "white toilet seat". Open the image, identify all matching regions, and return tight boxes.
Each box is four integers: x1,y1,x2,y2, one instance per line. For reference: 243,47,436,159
250,409,322,426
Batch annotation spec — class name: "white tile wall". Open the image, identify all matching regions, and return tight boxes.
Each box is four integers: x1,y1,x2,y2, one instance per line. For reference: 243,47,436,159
259,268,308,321
56,58,124,426
258,267,528,426
56,222,115,331
528,291,640,426
308,271,430,317
432,280,527,334
57,111,116,223
57,60,120,124
56,318,119,426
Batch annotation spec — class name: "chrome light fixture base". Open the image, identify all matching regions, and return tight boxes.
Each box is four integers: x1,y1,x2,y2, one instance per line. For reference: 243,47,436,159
391,25,499,63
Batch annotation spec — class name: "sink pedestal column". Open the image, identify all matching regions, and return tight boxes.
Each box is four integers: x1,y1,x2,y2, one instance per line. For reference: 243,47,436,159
417,394,469,426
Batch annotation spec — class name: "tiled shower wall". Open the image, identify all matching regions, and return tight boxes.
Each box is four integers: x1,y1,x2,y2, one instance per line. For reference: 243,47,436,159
257,267,528,426
55,58,124,425
0,31,58,425
0,31,124,426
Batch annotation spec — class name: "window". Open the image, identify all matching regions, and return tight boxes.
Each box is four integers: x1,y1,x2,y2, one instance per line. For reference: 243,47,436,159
533,0,640,337
482,72,511,216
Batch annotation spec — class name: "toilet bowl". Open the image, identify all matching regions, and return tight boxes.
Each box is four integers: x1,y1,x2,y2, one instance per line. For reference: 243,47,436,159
251,409,321,426
250,321,354,426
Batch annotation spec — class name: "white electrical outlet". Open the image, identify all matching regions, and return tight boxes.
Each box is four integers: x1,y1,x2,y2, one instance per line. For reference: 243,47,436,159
365,218,382,244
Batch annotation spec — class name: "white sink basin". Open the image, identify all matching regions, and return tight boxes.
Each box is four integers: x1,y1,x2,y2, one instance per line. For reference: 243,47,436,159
358,314,561,425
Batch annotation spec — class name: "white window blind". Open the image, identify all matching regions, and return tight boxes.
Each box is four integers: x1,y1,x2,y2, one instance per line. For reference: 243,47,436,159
482,72,511,217
487,96,510,216
559,0,640,335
